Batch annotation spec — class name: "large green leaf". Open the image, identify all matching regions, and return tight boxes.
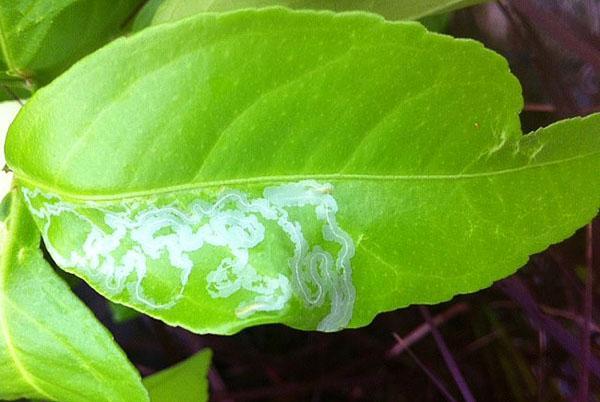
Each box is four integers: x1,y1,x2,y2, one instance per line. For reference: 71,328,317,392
0,190,148,401
143,349,211,402
0,0,145,87
6,9,600,334
133,0,487,30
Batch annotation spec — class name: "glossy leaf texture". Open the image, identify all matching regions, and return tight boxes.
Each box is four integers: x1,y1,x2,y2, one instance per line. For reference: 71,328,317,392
143,349,211,402
6,9,600,334
0,0,145,87
133,0,487,30
0,190,149,401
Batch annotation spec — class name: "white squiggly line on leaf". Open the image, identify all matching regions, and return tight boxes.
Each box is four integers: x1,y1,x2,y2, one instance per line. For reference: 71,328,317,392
21,180,355,331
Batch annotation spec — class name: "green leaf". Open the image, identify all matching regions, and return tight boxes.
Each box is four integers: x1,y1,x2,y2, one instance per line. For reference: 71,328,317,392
0,100,21,168
6,9,600,334
0,190,149,401
419,13,451,32
133,0,486,30
0,80,30,103
108,301,140,323
143,350,212,402
0,0,145,86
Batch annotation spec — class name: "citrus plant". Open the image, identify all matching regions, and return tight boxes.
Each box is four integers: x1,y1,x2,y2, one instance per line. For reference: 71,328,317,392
0,0,598,400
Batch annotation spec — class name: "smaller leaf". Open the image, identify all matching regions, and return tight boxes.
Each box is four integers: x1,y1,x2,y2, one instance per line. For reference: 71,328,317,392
132,0,487,30
0,190,149,402
419,13,450,32
0,0,146,86
0,80,31,102
109,301,141,323
143,349,212,402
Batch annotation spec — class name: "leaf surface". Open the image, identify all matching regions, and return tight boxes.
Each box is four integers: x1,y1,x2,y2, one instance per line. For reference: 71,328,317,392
143,349,211,402
6,9,600,334
0,0,145,86
0,190,148,401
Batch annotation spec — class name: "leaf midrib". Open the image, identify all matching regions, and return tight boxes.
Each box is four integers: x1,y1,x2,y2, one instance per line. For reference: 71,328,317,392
15,149,598,202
